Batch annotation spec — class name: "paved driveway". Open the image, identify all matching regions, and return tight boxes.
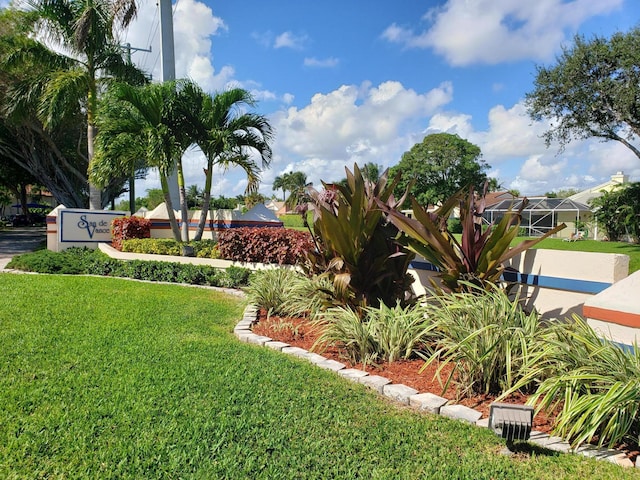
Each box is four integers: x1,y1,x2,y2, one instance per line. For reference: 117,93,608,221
0,227,46,269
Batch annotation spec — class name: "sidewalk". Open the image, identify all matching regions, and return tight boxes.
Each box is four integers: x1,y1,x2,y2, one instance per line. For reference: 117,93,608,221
0,227,46,270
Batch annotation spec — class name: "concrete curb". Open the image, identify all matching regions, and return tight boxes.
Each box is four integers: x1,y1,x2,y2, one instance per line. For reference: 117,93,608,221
237,304,635,469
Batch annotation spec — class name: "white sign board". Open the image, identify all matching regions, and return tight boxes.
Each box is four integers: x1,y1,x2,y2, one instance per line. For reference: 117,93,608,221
59,209,127,244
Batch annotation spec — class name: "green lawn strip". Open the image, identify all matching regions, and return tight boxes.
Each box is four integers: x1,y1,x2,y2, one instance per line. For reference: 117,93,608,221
279,213,309,231
0,274,633,479
528,238,640,273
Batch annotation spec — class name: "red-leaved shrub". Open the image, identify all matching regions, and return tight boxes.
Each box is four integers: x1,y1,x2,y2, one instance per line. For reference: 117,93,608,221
111,216,151,250
217,227,313,265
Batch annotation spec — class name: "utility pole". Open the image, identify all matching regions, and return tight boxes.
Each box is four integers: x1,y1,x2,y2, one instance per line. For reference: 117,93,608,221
158,0,181,211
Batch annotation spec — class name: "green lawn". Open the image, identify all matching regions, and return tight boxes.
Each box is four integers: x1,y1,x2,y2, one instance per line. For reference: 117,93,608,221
528,238,640,273
0,274,634,478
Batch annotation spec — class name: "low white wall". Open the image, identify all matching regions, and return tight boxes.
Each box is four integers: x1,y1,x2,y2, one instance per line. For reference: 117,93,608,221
98,243,297,272
408,249,629,319
584,270,640,347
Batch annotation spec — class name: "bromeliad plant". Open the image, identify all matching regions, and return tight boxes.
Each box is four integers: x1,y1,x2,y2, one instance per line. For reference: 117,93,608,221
379,183,566,293
301,164,415,312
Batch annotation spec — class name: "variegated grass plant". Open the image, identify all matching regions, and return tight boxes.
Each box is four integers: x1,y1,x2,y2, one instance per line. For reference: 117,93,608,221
312,302,435,365
245,268,306,317
507,315,640,449
245,268,333,321
420,285,543,398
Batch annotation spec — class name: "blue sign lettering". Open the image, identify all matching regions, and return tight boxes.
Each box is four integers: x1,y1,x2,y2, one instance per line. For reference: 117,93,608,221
77,214,97,239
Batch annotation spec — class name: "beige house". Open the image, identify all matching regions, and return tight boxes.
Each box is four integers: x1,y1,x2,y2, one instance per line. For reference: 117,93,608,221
567,172,630,240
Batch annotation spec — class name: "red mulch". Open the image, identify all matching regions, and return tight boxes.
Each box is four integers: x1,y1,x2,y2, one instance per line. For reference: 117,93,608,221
252,310,640,463
251,312,557,433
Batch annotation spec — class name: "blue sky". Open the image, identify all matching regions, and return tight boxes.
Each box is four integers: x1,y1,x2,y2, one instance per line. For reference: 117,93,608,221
120,0,640,200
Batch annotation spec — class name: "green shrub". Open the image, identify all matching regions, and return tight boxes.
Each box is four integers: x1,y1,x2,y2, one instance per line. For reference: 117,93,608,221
313,302,435,365
221,266,251,288
7,248,90,274
510,316,640,448
192,240,220,259
447,218,462,234
121,239,220,258
6,249,250,288
122,238,183,255
420,286,543,397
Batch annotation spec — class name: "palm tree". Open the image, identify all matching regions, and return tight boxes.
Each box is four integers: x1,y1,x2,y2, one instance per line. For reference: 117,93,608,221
186,184,202,209
191,88,273,241
284,171,309,210
25,0,146,210
90,80,195,241
272,173,291,201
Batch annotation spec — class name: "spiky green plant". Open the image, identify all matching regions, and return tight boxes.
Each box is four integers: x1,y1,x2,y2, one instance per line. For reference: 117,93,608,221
245,268,332,321
302,164,415,312
508,315,640,448
312,302,435,365
420,285,543,397
245,268,306,317
379,184,566,293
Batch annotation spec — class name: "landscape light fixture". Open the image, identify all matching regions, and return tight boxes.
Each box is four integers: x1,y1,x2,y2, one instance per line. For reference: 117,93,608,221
488,402,534,452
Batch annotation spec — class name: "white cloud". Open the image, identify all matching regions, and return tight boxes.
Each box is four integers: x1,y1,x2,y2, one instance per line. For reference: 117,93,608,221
274,31,308,50
124,0,231,92
382,0,624,65
304,57,340,68
266,81,454,187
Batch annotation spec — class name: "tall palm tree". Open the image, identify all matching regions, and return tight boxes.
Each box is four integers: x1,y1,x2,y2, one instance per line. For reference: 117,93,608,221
284,171,309,210
191,88,273,241
272,173,291,201
25,0,146,209
90,80,195,241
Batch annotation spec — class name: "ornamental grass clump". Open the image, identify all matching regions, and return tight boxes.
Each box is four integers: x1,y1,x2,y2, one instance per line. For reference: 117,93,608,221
312,302,435,365
420,285,543,398
509,315,640,449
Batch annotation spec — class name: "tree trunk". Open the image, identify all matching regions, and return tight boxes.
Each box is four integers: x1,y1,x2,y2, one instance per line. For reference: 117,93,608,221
87,77,102,210
176,158,189,242
193,158,213,241
160,173,182,241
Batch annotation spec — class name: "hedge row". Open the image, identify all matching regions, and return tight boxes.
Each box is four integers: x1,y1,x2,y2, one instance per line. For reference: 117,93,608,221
122,238,220,259
217,227,313,265
6,249,250,288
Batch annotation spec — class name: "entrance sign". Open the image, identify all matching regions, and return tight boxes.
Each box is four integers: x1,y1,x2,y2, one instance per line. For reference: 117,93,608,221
49,209,127,250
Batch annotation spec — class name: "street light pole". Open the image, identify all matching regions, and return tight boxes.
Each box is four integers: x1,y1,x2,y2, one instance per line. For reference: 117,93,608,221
158,0,180,211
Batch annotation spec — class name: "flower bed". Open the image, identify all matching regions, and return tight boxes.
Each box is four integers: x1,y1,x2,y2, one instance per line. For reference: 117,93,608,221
251,311,558,433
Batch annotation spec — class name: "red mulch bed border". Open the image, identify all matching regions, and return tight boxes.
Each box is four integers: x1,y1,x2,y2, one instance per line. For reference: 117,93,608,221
251,311,640,463
251,312,556,433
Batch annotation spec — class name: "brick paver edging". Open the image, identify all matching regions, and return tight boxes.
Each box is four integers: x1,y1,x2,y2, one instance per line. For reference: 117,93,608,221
236,305,636,469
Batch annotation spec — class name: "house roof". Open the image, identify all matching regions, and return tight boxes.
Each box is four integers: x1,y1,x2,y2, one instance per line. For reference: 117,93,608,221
483,191,516,208
566,172,629,205
485,197,591,213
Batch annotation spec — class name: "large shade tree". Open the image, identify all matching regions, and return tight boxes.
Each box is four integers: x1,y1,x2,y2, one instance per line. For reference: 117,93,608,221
526,27,640,159
0,8,127,207
390,133,489,207
18,0,147,209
